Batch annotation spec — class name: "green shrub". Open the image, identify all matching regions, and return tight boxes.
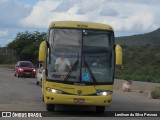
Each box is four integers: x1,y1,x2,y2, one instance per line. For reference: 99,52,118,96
0,64,15,69
115,45,160,83
151,87,160,99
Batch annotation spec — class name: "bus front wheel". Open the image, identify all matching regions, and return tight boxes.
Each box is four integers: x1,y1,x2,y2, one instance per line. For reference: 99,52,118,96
96,106,105,113
46,104,55,111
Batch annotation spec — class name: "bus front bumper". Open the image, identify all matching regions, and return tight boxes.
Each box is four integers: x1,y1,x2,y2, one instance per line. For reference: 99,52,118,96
44,92,112,106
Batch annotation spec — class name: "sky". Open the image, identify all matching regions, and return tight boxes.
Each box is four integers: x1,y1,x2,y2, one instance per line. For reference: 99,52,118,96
0,0,160,47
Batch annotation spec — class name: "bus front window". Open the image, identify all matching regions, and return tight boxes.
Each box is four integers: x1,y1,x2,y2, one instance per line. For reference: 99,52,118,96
82,30,114,83
47,29,114,84
47,29,82,82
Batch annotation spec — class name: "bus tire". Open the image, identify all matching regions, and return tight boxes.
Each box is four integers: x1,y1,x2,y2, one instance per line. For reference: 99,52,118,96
46,104,55,111
96,106,105,113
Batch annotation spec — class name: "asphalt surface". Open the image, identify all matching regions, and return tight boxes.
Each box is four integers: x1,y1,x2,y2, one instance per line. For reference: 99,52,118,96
0,68,160,119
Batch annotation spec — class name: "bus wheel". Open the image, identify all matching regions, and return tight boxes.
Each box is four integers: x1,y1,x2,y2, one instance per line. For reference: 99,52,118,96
96,106,105,113
46,104,55,111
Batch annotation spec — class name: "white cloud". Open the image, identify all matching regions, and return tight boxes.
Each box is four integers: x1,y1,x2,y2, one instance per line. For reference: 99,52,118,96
0,0,160,46
20,0,62,28
96,2,156,33
0,30,8,37
0,0,159,45
0,0,31,28
20,0,159,34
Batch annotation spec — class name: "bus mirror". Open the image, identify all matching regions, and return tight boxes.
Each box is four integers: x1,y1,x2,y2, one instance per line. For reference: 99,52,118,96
39,41,46,62
115,44,122,65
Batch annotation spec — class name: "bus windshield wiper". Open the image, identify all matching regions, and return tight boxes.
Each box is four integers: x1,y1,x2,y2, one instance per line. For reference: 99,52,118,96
84,61,97,83
64,54,79,81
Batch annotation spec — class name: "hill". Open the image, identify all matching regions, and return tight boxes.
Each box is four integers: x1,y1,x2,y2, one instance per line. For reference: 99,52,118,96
115,45,160,83
115,28,160,83
115,28,160,46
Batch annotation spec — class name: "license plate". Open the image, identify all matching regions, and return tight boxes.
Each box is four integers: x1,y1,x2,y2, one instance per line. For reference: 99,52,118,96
73,98,85,103
25,72,30,75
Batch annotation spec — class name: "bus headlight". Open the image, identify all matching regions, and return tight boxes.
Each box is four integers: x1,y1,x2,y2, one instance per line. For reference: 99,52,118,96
46,87,63,94
97,91,112,96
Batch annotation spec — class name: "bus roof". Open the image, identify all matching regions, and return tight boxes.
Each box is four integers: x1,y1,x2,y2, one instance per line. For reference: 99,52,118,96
49,21,113,30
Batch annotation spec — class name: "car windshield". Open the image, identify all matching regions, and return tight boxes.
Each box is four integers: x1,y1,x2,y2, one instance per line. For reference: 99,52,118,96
47,28,115,84
19,62,33,67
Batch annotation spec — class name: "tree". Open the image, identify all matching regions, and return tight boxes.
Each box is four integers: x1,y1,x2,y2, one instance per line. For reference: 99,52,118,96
8,31,46,65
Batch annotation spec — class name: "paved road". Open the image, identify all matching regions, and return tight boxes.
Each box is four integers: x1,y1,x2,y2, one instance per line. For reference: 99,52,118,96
0,68,45,111
0,68,160,119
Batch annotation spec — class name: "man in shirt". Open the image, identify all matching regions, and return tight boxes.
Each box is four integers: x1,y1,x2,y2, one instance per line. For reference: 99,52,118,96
92,58,103,68
55,53,71,72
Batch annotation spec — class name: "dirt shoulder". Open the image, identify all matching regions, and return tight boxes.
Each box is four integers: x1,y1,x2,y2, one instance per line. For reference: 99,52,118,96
114,79,160,98
114,79,160,90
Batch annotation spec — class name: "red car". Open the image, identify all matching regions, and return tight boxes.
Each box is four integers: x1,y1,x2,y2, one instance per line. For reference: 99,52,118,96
14,61,36,78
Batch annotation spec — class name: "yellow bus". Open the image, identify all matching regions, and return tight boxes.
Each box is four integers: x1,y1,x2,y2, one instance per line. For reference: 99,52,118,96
39,21,122,112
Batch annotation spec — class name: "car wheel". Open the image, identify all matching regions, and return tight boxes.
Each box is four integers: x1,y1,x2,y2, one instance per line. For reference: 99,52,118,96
46,104,55,111
96,106,105,113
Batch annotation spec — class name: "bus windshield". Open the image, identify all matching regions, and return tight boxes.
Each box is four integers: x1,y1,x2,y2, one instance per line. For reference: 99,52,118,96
47,28,115,84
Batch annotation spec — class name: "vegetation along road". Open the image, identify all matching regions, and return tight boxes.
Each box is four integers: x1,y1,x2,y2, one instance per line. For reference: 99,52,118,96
0,68,160,118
